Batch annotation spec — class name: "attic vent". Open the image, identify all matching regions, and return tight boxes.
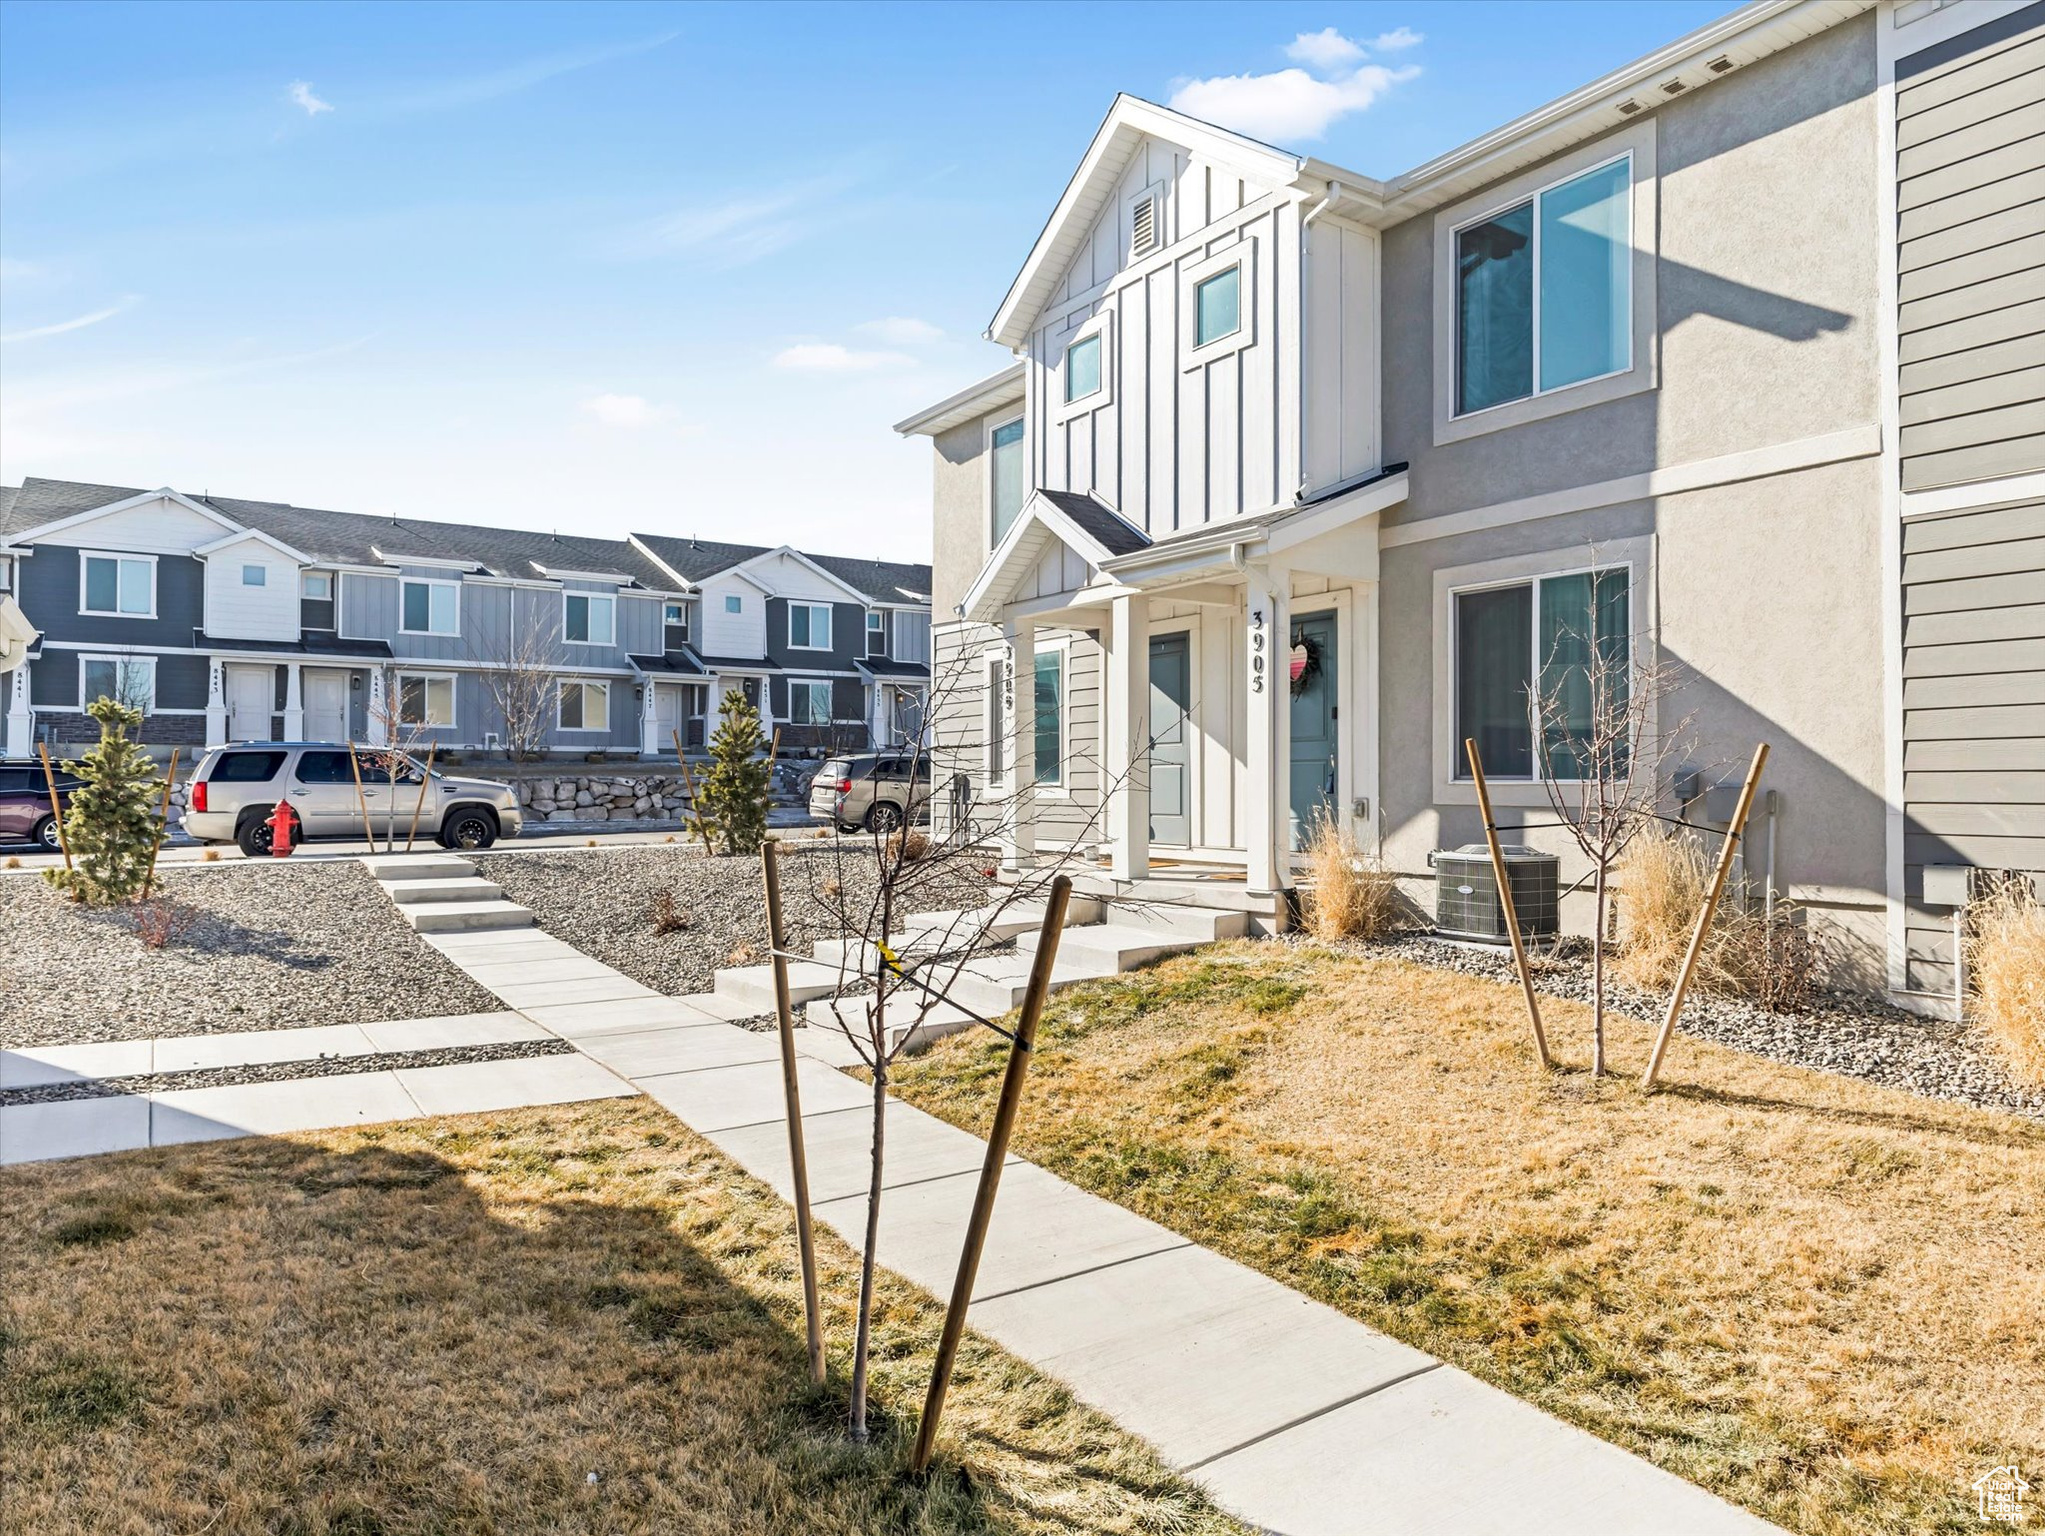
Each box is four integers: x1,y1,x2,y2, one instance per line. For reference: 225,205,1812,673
1615,98,1642,115
1706,54,1735,74
1131,193,1159,258
1660,77,1688,95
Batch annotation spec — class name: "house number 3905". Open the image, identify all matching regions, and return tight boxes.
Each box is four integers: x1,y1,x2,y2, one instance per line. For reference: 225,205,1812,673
1249,607,1266,695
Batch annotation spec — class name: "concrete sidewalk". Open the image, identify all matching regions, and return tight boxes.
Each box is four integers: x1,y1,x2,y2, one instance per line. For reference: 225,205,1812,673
421,924,1784,1536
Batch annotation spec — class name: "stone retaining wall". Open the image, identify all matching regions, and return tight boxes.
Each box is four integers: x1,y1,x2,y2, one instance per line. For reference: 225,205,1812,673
517,774,689,823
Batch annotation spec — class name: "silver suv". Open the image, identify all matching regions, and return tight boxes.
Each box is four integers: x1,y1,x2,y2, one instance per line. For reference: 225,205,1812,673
810,752,932,834
183,743,524,856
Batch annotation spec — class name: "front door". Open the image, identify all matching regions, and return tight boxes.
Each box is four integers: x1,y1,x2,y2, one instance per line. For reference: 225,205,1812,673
653,684,682,755
1148,632,1191,846
1288,612,1339,849
225,665,273,742
304,669,348,742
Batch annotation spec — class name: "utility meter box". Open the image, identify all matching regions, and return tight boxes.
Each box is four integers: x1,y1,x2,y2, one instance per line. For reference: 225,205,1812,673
1921,864,1973,908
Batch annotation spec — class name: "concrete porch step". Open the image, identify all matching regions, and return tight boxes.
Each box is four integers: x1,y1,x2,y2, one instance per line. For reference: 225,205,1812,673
383,877,505,905
399,899,535,934
712,958,844,1014
1091,899,1249,942
942,953,1106,1018
807,894,1103,969
1017,921,1209,973
802,995,978,1060
363,855,475,882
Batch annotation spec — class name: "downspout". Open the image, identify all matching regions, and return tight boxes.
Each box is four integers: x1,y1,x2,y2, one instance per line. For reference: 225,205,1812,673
1297,181,1342,505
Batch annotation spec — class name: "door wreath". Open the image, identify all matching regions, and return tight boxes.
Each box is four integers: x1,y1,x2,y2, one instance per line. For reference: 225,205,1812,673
1288,626,1324,699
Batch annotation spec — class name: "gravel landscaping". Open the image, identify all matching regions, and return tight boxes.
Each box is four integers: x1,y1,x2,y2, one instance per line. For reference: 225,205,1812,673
478,842,995,1000
0,863,500,1049
1349,931,2045,1121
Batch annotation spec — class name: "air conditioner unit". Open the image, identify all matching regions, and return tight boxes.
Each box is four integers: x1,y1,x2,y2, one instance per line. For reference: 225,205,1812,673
1430,844,1560,944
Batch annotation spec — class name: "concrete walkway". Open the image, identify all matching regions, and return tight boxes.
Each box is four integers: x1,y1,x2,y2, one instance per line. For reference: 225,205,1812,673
416,921,1784,1535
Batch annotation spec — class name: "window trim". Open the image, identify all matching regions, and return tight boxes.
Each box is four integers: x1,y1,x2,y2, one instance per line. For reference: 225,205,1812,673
1431,539,1651,807
1053,311,1114,422
1182,238,1256,367
866,609,887,658
398,577,462,637
556,678,610,732
78,550,158,619
395,669,458,729
788,678,833,727
787,601,833,652
562,590,617,648
78,652,157,712
985,412,1027,550
1032,636,1069,795
301,571,333,601
1431,120,1657,447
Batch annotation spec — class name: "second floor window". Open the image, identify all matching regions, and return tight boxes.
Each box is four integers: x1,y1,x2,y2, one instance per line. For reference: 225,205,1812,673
401,579,459,636
725,594,742,613
1063,333,1102,405
1194,265,1241,348
1456,155,1631,417
866,610,886,657
242,564,267,587
990,417,1025,543
788,602,831,650
81,553,154,617
664,601,688,641
564,592,615,646
301,572,332,600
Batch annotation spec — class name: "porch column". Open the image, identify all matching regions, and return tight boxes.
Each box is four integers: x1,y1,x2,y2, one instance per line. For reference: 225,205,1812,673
869,683,887,749
1001,617,1036,871
5,660,32,759
204,659,228,747
639,679,659,758
1104,592,1150,882
281,663,304,740
1243,564,1291,893
365,669,389,747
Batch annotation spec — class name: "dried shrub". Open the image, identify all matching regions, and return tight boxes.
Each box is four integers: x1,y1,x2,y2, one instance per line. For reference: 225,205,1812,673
5,855,19,870
1968,882,2045,1086
819,877,842,899
885,830,931,864
1299,817,1404,942
726,941,758,967
650,890,692,936
130,897,199,951
1615,832,1814,1009
200,848,220,862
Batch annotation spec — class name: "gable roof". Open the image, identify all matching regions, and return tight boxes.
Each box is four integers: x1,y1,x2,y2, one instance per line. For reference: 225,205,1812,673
1036,489,1150,556
892,363,1026,438
808,553,933,605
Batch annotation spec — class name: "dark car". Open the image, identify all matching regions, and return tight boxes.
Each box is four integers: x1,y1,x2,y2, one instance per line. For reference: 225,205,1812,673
0,761,82,851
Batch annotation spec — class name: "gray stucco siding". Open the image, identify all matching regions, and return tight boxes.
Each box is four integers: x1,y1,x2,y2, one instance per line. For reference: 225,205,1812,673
17,546,206,649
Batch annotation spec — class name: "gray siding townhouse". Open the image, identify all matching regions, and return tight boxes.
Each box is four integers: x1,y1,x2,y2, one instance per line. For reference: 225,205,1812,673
899,0,2044,1015
0,479,931,763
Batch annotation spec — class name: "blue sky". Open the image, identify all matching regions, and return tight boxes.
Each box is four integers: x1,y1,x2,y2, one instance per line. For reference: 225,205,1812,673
0,1,1731,557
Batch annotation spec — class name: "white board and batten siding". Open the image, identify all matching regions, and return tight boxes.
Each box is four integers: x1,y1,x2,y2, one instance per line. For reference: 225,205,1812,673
202,533,302,641
1901,496,2045,991
697,574,767,659
1895,5,2045,493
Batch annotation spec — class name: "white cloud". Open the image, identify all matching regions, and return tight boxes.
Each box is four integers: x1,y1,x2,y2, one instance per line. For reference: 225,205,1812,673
1372,27,1424,51
0,296,138,344
288,81,333,117
854,316,943,346
1169,63,1415,143
579,392,666,427
772,343,913,373
1285,28,1365,72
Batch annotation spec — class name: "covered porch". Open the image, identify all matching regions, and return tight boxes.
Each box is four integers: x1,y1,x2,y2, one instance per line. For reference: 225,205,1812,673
958,474,1405,913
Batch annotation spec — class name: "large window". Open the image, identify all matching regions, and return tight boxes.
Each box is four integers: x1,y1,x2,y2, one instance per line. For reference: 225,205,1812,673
1194,265,1241,348
989,417,1025,542
1456,156,1630,417
564,592,615,646
558,679,609,731
789,680,832,726
788,602,832,650
400,579,459,636
1063,333,1101,404
80,553,154,617
397,672,456,727
1033,647,1062,787
81,655,155,712
1454,569,1629,780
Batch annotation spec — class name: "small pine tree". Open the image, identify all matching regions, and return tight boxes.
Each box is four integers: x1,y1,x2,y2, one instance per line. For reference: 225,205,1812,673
699,688,770,856
44,697,165,905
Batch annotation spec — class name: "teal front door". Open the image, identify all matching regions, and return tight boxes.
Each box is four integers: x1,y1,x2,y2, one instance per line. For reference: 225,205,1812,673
1148,632,1191,846
1288,612,1338,849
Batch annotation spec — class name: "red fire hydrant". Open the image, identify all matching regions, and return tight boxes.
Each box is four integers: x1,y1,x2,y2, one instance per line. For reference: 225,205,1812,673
267,799,299,858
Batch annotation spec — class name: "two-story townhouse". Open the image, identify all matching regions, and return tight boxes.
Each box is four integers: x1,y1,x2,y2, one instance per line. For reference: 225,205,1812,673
2,476,935,764
902,0,2045,1013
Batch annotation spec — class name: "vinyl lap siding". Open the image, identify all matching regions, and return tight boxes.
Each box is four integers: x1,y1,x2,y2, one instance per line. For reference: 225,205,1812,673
1901,496,2045,990
1895,5,2045,492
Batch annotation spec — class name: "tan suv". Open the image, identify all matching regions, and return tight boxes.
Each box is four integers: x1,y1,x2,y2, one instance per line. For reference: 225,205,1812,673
809,752,932,834
184,743,524,855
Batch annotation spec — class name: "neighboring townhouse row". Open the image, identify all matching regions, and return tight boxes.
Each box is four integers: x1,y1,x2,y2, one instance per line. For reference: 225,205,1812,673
0,478,932,761
898,0,2044,1014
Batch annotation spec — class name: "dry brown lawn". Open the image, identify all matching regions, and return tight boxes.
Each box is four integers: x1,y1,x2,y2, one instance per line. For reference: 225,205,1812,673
890,942,2045,1536
0,1099,1249,1536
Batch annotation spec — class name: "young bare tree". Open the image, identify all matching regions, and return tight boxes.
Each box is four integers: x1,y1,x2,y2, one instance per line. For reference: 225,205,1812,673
467,595,561,761
364,662,439,853
1526,556,1693,1074
782,632,1142,1441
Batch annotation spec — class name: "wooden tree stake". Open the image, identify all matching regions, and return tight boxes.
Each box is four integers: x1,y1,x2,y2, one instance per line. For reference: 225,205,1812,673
143,747,179,898
404,743,439,853
1641,742,1770,1089
1466,739,1550,1070
37,740,73,871
674,731,715,855
910,874,1073,1475
346,742,375,851
762,840,825,1384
